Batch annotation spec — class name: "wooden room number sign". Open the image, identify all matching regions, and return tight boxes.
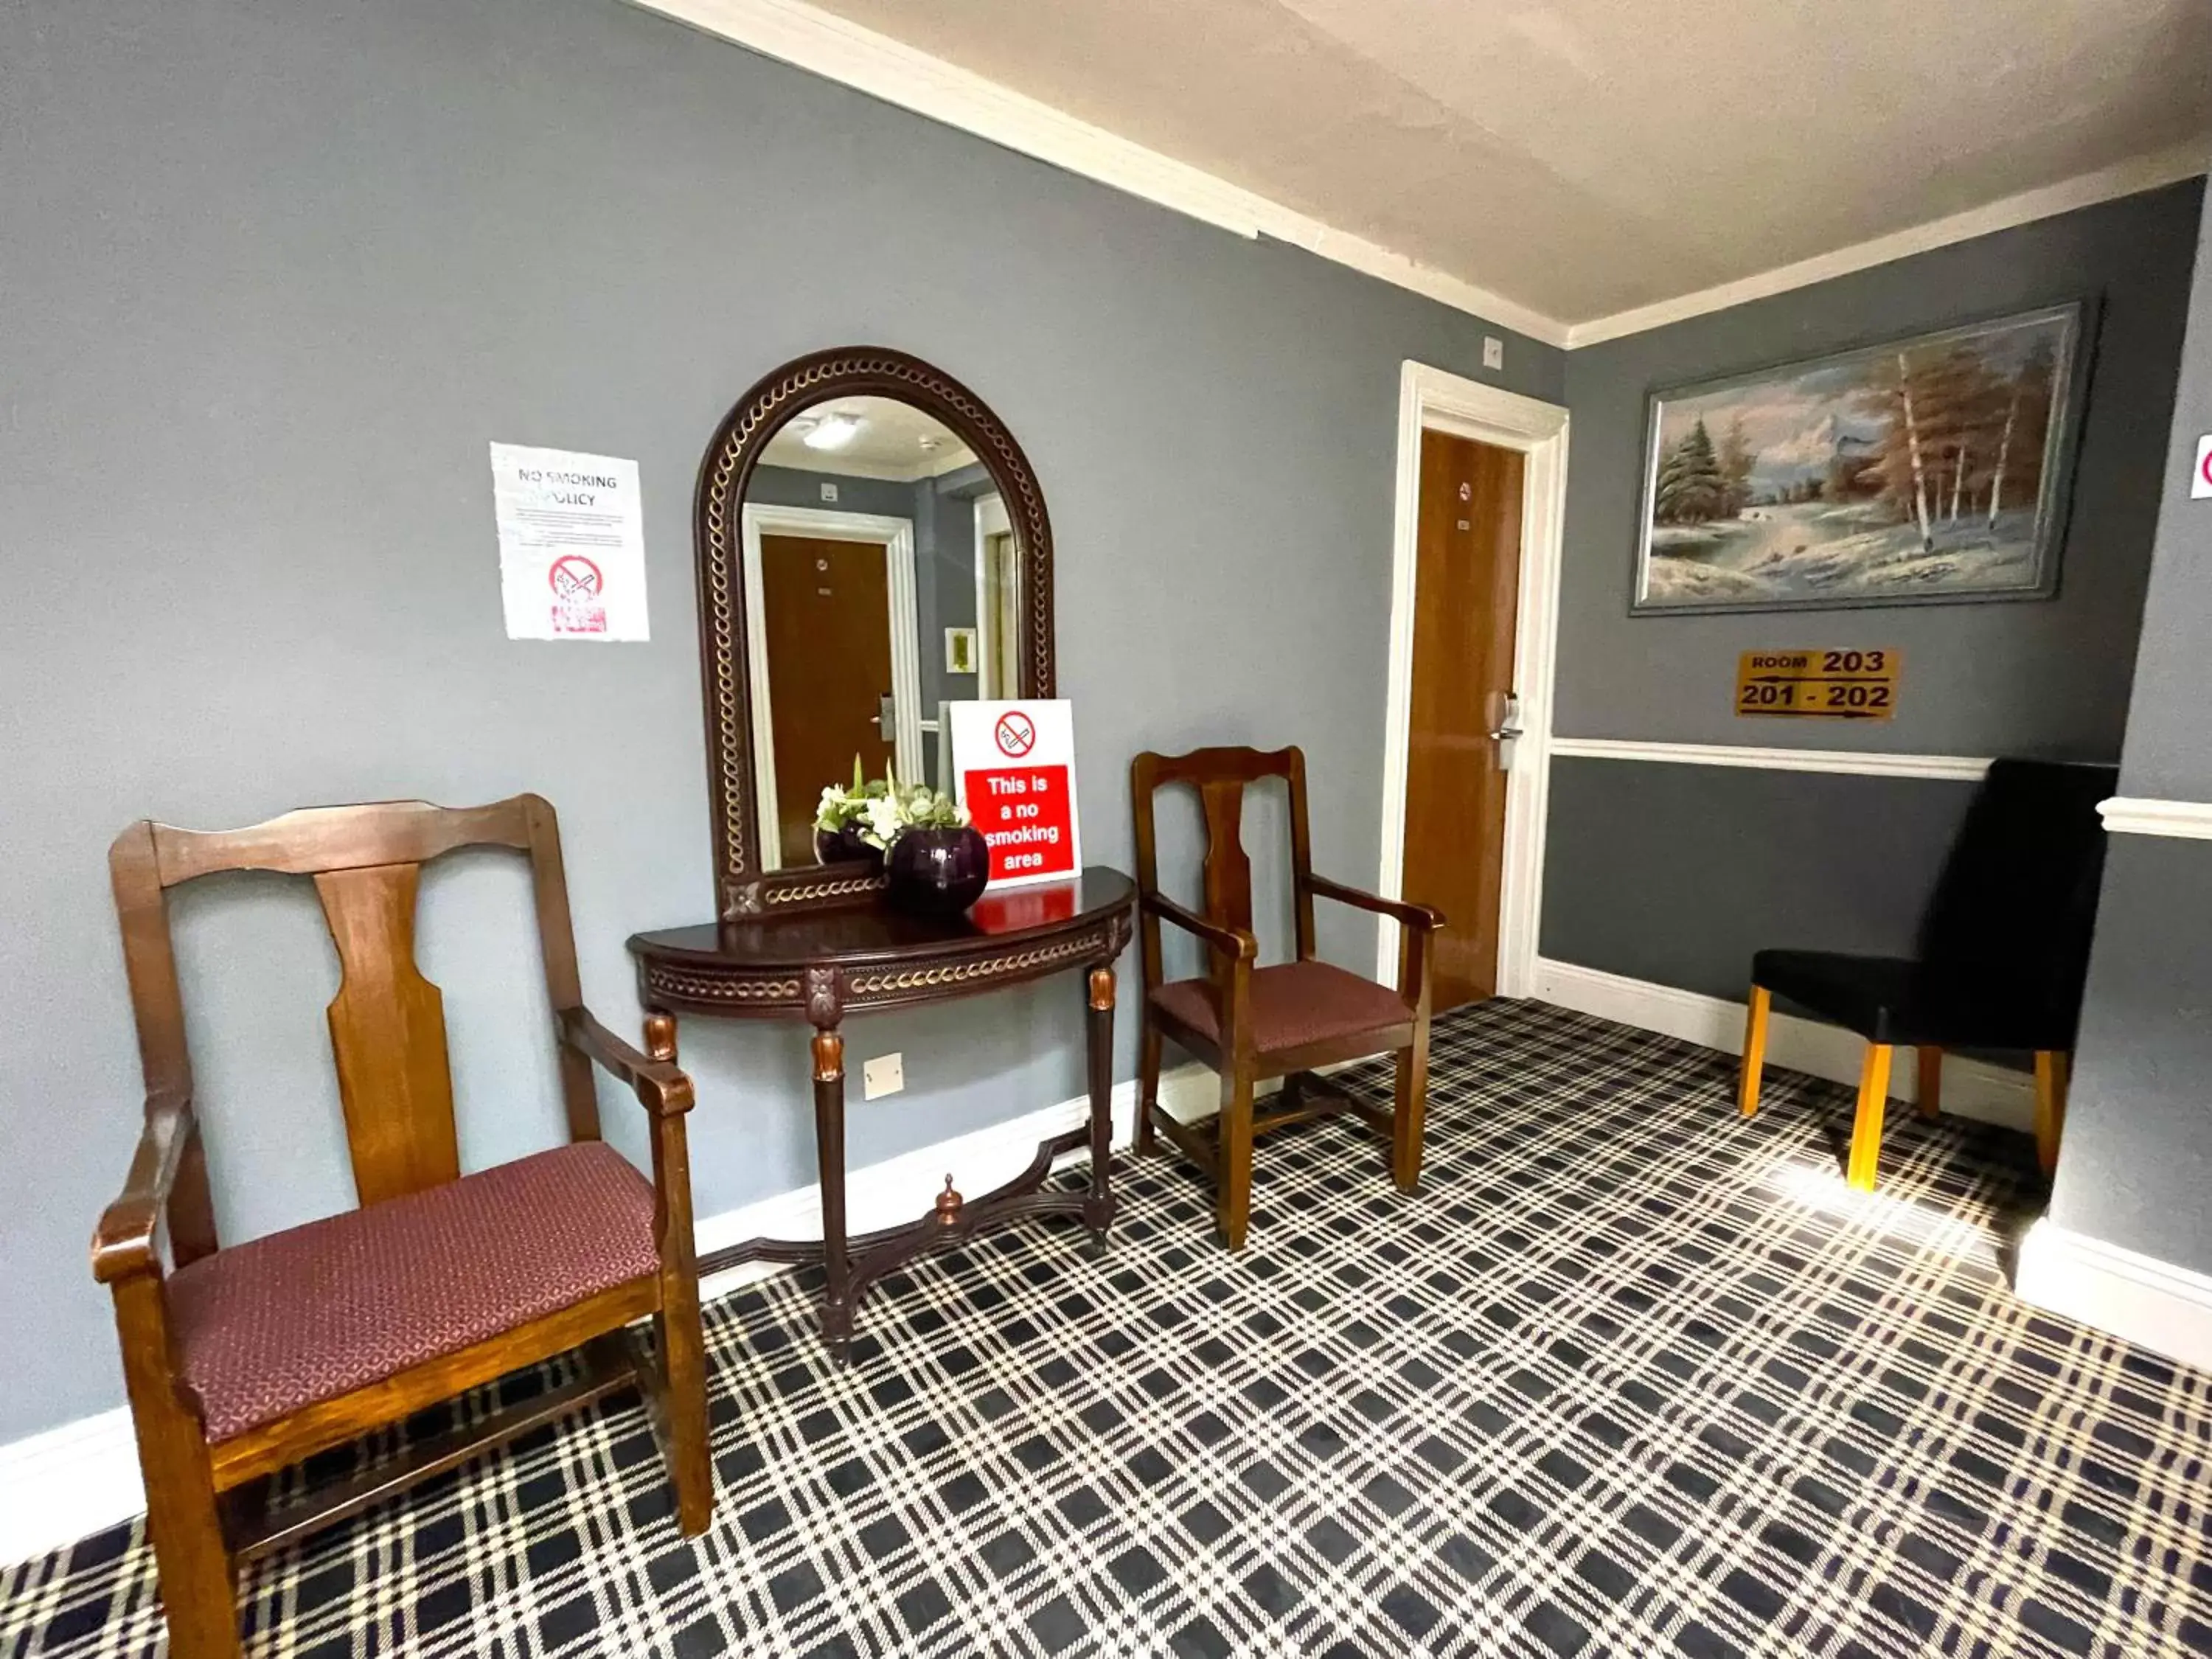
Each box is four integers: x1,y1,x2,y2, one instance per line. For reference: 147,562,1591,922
1735,649,1899,721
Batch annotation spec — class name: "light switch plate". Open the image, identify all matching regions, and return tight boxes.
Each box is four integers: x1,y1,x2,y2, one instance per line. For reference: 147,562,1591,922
1483,336,1504,371
863,1052,904,1100
820,481,839,502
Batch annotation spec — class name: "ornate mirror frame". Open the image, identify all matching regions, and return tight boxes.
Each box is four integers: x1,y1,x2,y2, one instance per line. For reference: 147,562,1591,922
692,347,1057,917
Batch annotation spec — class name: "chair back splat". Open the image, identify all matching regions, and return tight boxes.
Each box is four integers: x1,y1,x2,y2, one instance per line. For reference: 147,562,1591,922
107,796,601,1220
1130,745,1315,997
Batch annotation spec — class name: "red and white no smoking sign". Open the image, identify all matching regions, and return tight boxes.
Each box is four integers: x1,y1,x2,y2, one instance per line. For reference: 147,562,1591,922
2192,434,2212,501
547,554,607,635
949,700,1082,887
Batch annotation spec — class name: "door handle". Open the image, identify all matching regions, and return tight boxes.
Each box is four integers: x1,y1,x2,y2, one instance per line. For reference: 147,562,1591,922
877,692,896,742
1489,689,1523,744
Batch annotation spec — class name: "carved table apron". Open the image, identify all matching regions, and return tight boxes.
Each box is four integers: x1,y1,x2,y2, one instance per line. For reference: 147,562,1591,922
627,866,1135,1359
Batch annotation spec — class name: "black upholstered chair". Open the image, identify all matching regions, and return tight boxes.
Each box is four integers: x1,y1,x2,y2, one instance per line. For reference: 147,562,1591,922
1736,757,2116,1190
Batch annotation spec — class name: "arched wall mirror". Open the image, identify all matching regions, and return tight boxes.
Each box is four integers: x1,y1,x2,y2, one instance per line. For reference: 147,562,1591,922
692,348,1056,915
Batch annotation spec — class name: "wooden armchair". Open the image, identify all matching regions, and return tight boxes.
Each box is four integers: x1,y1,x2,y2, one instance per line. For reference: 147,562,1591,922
93,795,713,1659
1130,746,1442,1250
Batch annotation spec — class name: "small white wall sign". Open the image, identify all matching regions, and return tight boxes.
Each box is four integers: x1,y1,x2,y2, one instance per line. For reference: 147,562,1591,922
488,442,650,640
2193,434,2212,501
944,627,977,675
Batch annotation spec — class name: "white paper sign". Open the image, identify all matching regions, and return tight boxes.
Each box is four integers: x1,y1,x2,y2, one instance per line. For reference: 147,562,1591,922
947,700,1082,888
488,442,650,640
2192,434,2212,500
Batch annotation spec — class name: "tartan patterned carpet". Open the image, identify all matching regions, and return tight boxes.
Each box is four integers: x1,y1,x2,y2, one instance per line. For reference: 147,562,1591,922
7,999,2211,1658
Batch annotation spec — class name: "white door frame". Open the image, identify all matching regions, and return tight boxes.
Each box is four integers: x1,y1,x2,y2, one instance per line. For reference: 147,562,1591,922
1374,360,1571,998
973,492,1013,699
740,503,922,872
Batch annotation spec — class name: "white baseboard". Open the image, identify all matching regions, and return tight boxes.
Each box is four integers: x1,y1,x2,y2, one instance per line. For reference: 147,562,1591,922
1530,956,2035,1131
0,1406,143,1569
2017,1220,2212,1374
0,1061,1236,1568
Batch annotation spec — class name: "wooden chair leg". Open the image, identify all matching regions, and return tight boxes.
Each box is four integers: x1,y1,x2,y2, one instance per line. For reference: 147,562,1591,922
1391,1030,1430,1193
1217,1068,1255,1251
1135,1018,1162,1156
1737,986,1771,1117
114,1282,241,1659
655,1293,714,1537
647,1114,714,1537
1916,1046,1943,1119
1846,1043,1893,1192
2034,1051,2070,1176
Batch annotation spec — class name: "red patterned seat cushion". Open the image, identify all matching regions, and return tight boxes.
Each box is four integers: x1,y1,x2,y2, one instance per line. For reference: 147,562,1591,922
1150,960,1413,1057
167,1141,660,1444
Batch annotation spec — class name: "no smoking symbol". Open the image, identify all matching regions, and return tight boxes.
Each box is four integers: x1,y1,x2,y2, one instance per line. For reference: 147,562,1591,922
549,554,603,599
995,712,1036,757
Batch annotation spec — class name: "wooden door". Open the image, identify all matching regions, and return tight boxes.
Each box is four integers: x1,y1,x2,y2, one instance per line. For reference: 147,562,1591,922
759,534,894,866
1402,431,1523,1010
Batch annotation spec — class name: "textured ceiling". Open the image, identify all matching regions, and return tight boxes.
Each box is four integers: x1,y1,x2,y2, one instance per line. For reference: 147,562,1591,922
798,0,2211,325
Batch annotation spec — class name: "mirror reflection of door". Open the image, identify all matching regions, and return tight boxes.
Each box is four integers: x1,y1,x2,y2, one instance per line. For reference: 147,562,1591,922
745,395,1012,869
757,534,897,867
974,493,1022,698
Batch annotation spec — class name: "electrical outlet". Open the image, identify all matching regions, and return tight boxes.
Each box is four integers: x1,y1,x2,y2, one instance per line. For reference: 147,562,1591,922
820,481,839,502
863,1052,904,1100
1483,335,1504,371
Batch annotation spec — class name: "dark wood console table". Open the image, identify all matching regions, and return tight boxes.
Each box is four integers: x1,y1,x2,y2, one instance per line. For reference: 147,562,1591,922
627,866,1135,1359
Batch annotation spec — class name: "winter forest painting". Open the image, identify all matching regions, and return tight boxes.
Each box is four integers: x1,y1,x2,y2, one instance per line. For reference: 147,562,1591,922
1632,304,2084,613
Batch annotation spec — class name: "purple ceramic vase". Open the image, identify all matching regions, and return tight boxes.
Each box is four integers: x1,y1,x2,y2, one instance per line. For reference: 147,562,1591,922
886,826,990,916
815,823,884,870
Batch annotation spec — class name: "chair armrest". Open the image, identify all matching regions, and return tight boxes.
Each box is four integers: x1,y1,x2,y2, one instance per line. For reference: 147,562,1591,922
559,1007,696,1118
91,1096,195,1284
1141,891,1258,961
1304,874,1444,931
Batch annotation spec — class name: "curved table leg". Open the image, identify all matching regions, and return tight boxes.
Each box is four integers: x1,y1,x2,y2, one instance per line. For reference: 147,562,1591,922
1085,966,1117,1252
812,1027,852,1363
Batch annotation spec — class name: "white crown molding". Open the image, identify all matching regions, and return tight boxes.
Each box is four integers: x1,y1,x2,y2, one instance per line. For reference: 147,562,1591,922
1531,956,2034,1130
1564,139,2212,349
624,0,1571,347
2098,796,2212,840
2017,1220,2212,1375
1548,737,1992,783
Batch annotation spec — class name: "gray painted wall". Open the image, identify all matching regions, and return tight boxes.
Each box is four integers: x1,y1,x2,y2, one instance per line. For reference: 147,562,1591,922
747,463,917,523
1541,184,2202,1003
2051,163,2212,1270
1540,761,1978,1001
2107,177,2212,803
2054,840,2212,1266
1557,181,2202,759
0,0,1555,1441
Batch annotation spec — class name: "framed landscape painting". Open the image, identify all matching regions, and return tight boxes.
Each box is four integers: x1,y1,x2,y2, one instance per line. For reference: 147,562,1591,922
1631,302,2089,614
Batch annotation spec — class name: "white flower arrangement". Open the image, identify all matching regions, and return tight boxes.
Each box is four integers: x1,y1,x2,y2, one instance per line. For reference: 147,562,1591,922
815,757,969,850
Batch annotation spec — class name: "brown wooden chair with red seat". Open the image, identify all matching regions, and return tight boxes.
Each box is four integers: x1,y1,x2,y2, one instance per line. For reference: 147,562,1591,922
93,795,714,1659
1130,745,1443,1251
